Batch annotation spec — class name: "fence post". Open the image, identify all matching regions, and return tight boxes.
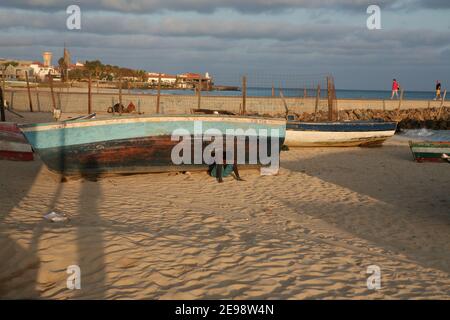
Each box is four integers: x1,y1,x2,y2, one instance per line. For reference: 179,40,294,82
1,73,5,94
279,89,289,118
49,75,57,112
327,76,338,121
156,73,161,114
57,92,61,111
327,76,331,121
0,87,5,121
35,88,41,111
10,91,14,110
242,76,247,115
88,75,92,114
197,77,202,109
397,88,404,115
25,71,33,112
437,89,447,119
112,97,115,115
119,77,122,115
314,84,321,122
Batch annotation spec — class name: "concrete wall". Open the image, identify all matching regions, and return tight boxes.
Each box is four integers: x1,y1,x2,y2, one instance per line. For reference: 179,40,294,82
4,89,445,116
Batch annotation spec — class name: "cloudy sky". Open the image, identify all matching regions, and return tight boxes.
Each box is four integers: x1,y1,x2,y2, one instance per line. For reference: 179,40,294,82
0,0,449,90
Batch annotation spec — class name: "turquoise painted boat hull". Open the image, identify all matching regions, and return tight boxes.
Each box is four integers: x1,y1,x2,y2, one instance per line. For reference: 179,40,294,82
19,115,286,175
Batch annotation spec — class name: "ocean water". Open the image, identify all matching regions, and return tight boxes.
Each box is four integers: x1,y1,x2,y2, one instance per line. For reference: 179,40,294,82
130,88,438,100
335,89,437,100
399,129,450,141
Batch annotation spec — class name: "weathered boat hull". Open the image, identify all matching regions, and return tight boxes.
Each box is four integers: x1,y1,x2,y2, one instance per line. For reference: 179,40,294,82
285,121,397,147
409,141,450,163
0,123,34,161
20,115,286,175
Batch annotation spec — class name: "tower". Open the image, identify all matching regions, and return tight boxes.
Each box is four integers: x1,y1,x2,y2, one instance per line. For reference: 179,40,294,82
43,51,53,67
63,44,71,66
61,43,72,82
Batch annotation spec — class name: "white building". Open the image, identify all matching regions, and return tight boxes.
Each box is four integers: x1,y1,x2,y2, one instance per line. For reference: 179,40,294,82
29,62,59,81
147,73,178,85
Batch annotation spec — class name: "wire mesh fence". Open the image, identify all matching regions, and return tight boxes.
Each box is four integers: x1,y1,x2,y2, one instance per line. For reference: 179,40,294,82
156,72,334,118
2,72,339,120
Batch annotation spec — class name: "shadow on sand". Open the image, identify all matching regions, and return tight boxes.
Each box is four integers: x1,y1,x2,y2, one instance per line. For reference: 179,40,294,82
72,156,107,298
0,150,107,298
0,159,42,298
281,144,450,274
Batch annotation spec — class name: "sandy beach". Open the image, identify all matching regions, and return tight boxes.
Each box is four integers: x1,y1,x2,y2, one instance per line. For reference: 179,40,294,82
0,112,449,299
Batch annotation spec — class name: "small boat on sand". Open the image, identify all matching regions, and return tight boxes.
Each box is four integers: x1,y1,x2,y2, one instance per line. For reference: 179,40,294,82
0,122,33,161
191,109,237,115
409,141,450,163
285,120,397,147
19,115,286,175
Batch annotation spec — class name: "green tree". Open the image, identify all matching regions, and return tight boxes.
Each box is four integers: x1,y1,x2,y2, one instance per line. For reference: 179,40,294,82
58,57,68,82
1,61,19,68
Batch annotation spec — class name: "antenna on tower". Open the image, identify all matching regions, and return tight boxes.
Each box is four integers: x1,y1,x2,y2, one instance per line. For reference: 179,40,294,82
62,42,71,82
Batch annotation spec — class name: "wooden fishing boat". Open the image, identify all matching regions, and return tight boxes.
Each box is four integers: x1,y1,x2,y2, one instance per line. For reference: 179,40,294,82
409,141,450,163
19,115,286,175
285,120,397,147
0,122,33,161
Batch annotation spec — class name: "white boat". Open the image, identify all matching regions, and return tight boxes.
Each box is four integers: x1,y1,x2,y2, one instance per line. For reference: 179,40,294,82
285,121,397,147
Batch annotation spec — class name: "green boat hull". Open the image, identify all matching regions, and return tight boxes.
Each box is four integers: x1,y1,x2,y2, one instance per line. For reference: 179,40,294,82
409,141,450,163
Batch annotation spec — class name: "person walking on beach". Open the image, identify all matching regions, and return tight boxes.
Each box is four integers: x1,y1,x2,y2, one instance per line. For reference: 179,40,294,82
391,79,400,99
435,80,442,100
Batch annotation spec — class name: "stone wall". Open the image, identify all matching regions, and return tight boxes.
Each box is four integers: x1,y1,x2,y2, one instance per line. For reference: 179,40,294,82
4,89,447,116
293,108,450,130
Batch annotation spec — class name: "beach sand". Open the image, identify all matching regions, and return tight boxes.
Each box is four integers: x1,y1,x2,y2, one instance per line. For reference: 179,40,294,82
0,112,449,299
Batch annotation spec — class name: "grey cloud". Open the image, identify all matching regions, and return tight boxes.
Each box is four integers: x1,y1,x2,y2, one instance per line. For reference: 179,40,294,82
1,9,449,51
414,0,450,8
0,31,232,53
0,10,357,41
1,25,448,66
0,0,400,14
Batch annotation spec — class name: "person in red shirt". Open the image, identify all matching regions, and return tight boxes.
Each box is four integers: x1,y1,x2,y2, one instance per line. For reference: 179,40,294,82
391,79,399,99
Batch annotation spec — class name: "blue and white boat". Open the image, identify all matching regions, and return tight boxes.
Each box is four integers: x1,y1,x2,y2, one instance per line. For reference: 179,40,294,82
285,120,397,147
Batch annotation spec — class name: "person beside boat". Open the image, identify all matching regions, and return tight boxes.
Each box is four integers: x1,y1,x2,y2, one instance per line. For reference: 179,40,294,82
208,150,244,183
391,79,400,99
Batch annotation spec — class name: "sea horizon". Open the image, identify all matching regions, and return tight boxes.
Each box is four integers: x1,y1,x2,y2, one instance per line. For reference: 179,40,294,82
129,87,440,100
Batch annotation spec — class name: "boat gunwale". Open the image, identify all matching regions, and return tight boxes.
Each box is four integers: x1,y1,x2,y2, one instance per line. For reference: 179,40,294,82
288,120,397,124
287,121,398,133
409,141,450,147
19,114,287,132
